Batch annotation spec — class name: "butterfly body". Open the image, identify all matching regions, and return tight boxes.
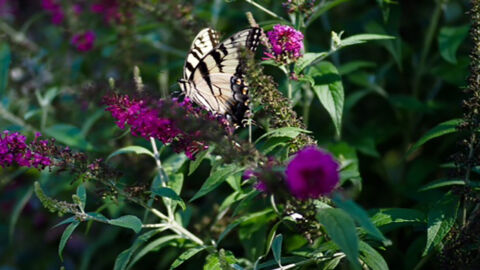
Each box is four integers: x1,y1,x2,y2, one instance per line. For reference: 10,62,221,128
179,27,261,125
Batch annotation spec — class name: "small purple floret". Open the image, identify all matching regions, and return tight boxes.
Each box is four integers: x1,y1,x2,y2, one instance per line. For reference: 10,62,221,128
71,31,96,52
264,24,304,63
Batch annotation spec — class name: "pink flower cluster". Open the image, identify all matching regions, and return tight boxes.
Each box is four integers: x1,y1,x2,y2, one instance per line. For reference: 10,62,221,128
0,131,51,169
264,25,304,63
103,94,230,159
41,0,64,25
246,146,339,200
91,0,121,23
71,31,96,52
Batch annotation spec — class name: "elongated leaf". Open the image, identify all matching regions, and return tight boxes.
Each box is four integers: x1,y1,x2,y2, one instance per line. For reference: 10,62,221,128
9,186,33,241
341,34,395,47
44,124,93,150
333,196,391,245
76,184,86,210
107,146,155,161
370,208,426,229
408,119,461,155
190,164,243,201
254,127,311,144
294,52,328,74
307,0,352,27
311,62,344,137
152,187,186,210
438,25,469,64
170,246,206,269
59,221,80,261
218,209,273,243
130,235,181,267
272,234,283,265
0,43,11,97
359,241,388,270
189,149,209,175
423,192,459,255
418,179,465,191
109,215,142,233
317,208,360,269
114,229,163,270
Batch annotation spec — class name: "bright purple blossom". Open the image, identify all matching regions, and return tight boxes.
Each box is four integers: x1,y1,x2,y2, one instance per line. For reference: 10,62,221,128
103,94,231,159
0,131,51,169
264,25,304,63
71,31,96,52
91,0,121,23
285,146,339,200
41,0,64,25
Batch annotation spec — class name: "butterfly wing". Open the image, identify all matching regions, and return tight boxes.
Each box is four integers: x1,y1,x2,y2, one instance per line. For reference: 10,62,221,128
188,27,262,124
183,28,220,80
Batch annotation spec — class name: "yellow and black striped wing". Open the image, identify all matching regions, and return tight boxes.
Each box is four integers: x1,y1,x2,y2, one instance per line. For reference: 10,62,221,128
188,27,262,124
183,28,220,80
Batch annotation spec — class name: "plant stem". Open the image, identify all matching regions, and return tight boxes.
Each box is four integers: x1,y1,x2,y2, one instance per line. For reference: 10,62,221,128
244,0,289,23
462,133,476,226
412,1,443,98
149,137,174,219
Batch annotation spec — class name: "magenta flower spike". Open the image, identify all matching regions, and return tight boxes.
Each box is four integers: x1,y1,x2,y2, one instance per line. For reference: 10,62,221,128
264,24,304,63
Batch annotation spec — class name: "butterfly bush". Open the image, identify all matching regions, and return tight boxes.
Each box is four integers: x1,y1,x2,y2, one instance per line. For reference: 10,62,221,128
71,31,96,52
282,0,316,15
264,24,304,64
91,0,121,23
286,146,339,199
0,131,51,169
41,0,64,25
103,93,234,159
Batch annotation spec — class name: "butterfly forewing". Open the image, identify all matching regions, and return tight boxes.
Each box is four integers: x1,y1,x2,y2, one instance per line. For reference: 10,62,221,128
183,28,220,80
181,27,262,125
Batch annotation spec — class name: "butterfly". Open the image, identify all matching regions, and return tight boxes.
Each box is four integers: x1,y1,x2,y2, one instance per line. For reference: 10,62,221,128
178,27,262,126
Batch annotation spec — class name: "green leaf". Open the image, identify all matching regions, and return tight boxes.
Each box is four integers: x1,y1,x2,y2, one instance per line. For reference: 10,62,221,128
53,216,77,228
438,25,470,64
272,234,283,266
311,62,344,137
370,208,426,229
294,52,328,74
152,187,186,210
307,0,352,27
189,149,210,175
190,164,243,202
170,246,206,269
44,124,93,151
114,229,163,270
316,208,360,269
359,241,388,270
108,215,142,233
129,235,181,267
59,221,80,261
107,146,155,161
418,179,465,191
341,34,395,47
218,209,273,244
254,127,311,144
423,192,459,255
9,186,33,242
0,43,11,96
333,196,391,246
408,119,461,155
365,22,402,70
76,184,86,210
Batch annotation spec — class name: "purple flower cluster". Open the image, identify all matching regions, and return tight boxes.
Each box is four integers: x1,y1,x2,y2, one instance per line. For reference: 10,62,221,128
103,94,231,159
91,0,121,23
285,146,339,199
245,146,339,200
71,31,96,52
0,131,51,169
264,25,304,64
41,0,64,25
